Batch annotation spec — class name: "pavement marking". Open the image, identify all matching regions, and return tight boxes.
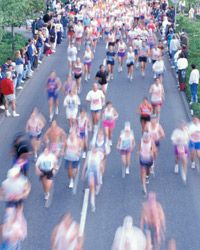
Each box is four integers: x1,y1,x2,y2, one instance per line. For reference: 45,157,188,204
79,188,90,237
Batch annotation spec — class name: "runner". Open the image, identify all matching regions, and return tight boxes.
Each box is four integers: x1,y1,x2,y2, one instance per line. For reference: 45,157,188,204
26,107,46,160
63,128,82,189
146,115,165,175
1,206,27,250
188,116,200,170
83,45,94,81
67,42,78,74
0,166,31,211
86,83,105,129
46,71,62,122
35,147,57,203
149,77,164,118
51,213,83,250
112,216,146,250
82,144,103,212
106,45,116,80
139,131,156,195
77,108,92,159
117,38,127,72
117,122,135,178
95,64,109,94
140,192,166,249
62,74,76,96
102,101,118,145
44,120,66,161
12,133,32,176
171,124,189,183
63,89,80,129
152,56,165,84
138,40,148,77
126,46,135,81
73,57,83,93
138,97,153,133
95,129,110,186
74,21,84,51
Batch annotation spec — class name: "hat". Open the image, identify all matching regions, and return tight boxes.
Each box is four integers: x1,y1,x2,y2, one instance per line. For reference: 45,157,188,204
7,166,21,179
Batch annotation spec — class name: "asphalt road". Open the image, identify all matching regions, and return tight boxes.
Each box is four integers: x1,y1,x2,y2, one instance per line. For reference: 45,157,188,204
0,37,200,250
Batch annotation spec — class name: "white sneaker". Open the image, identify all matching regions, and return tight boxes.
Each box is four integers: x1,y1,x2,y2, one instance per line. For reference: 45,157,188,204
82,152,86,159
125,167,130,175
88,74,90,80
38,60,42,64
0,105,5,110
55,107,59,115
109,140,112,146
174,164,179,174
17,86,23,90
181,170,187,184
189,102,193,105
191,162,195,169
44,192,50,200
21,80,25,83
12,111,20,117
5,110,11,117
69,179,74,189
49,113,54,122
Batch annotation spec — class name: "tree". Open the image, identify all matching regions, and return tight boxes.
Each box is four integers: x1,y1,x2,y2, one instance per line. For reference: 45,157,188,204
28,0,45,15
0,10,4,42
0,0,30,52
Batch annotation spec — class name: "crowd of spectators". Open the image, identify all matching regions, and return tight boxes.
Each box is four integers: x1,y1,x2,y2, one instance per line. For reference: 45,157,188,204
0,0,73,116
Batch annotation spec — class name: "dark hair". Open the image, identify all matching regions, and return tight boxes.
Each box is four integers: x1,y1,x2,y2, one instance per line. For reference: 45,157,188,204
7,57,11,61
99,64,104,69
191,64,196,69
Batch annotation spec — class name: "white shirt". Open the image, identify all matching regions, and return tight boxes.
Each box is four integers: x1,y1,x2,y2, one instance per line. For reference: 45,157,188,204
63,94,80,111
189,69,200,84
86,89,105,111
36,153,57,171
2,176,28,201
177,58,188,70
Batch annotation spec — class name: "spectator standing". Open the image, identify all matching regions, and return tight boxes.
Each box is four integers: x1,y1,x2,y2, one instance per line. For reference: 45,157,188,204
177,53,188,91
169,35,180,68
15,51,25,90
0,71,20,117
189,64,200,104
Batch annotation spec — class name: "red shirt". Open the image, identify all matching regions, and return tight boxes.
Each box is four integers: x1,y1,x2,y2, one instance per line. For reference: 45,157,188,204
0,78,14,95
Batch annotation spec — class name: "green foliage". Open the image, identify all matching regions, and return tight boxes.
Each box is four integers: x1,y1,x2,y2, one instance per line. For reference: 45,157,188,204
176,14,200,117
0,32,27,65
28,0,45,17
0,0,30,27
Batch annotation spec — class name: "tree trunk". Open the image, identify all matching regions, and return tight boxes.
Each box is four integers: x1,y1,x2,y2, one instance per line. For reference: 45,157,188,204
11,25,15,53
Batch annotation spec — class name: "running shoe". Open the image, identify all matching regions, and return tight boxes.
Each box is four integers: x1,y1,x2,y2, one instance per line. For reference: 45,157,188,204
69,179,74,189
125,167,130,175
174,164,179,174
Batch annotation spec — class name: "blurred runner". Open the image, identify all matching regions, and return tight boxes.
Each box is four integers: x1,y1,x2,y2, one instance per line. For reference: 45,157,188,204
46,71,62,122
63,128,82,189
112,216,146,250
126,46,135,81
0,166,31,211
26,107,46,160
117,122,135,178
44,120,66,161
171,124,189,183
102,101,118,146
51,213,83,250
188,116,200,170
83,46,94,82
82,145,103,212
95,64,109,94
140,192,166,250
149,77,164,119
63,89,80,129
139,131,156,195
77,108,92,159
73,57,83,93
1,206,27,250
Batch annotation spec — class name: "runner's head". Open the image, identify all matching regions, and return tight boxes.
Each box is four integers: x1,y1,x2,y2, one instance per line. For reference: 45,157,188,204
99,64,105,72
123,216,133,230
92,83,98,91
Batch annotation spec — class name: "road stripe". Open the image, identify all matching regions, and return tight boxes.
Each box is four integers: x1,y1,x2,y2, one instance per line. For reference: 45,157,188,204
79,188,90,237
